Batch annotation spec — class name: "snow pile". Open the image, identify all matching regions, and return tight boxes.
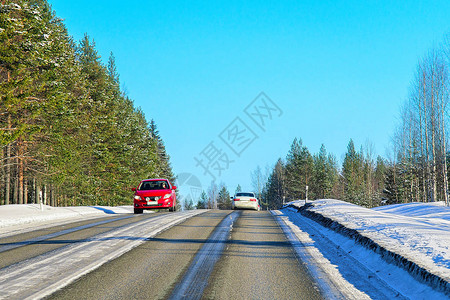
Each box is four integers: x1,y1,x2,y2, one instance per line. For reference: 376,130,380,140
0,204,136,229
373,201,450,220
289,199,450,293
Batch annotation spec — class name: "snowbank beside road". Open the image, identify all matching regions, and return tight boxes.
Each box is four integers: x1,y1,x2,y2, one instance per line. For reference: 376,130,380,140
0,204,143,237
288,199,450,293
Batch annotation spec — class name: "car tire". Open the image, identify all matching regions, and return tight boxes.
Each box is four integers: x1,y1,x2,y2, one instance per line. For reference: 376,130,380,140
134,208,143,214
169,203,176,212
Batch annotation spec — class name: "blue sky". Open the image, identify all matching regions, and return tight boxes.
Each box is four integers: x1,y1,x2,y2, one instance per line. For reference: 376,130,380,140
48,0,450,195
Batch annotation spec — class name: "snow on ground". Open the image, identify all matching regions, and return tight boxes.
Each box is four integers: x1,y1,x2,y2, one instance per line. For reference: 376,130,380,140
289,199,450,289
275,208,446,299
0,204,146,237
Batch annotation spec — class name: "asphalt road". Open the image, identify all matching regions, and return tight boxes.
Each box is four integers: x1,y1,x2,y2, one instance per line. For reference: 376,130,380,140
47,210,323,300
1,210,324,299
202,210,323,300
48,210,232,300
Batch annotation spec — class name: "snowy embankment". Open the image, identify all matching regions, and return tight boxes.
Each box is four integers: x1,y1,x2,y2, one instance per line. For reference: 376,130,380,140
0,204,143,237
288,199,450,294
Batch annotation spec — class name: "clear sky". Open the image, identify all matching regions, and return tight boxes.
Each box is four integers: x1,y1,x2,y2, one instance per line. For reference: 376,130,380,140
48,0,450,196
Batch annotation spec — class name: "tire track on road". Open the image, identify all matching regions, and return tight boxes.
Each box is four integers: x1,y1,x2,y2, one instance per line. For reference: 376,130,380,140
168,211,240,300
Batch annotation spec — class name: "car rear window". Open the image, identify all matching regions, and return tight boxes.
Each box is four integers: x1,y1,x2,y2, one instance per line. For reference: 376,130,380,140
139,180,169,190
235,192,255,197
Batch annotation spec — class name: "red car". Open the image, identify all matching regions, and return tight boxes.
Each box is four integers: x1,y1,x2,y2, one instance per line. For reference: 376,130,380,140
132,179,177,214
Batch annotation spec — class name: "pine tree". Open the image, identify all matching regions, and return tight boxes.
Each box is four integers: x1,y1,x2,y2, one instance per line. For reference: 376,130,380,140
235,184,242,195
313,144,337,199
284,138,302,199
107,51,120,86
185,199,194,210
196,191,207,209
285,138,314,200
342,139,366,205
217,185,231,209
383,160,404,205
264,159,286,209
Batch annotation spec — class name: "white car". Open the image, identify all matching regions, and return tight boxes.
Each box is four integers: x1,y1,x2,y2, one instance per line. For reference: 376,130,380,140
232,192,261,211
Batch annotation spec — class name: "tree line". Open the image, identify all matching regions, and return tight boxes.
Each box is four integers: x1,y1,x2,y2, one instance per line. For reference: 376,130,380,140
392,35,450,206
195,182,232,210
255,138,385,209
259,34,450,209
195,182,242,210
0,0,174,206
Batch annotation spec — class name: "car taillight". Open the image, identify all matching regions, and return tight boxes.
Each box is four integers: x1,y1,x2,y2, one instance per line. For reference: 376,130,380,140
234,198,240,201
250,198,257,201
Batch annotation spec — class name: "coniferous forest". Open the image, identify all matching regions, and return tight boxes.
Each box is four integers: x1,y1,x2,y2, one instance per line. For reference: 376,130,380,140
0,0,174,206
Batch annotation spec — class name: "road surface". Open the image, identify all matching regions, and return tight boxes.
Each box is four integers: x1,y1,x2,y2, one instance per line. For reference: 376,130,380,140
4,207,433,299
0,210,323,299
